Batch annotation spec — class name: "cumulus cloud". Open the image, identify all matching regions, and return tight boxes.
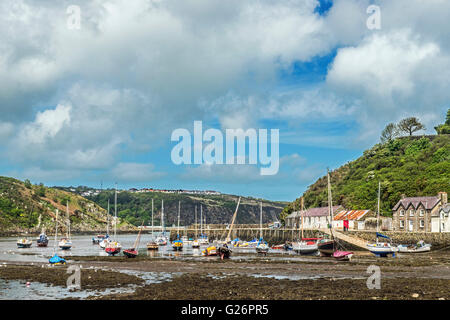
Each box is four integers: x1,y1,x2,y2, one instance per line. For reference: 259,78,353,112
111,162,165,182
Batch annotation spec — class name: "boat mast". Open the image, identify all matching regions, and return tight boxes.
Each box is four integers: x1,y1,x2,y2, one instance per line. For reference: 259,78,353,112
327,169,334,240
200,204,203,237
226,197,241,242
301,197,304,240
377,181,381,234
161,199,164,234
151,198,154,238
260,201,263,239
177,201,181,238
195,205,198,239
106,199,110,235
66,201,70,240
114,183,117,241
54,209,59,252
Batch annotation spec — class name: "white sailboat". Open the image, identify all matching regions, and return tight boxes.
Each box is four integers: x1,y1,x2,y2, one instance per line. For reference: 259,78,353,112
105,184,122,255
198,204,209,245
367,181,398,257
292,197,319,255
58,201,72,250
147,199,159,250
172,201,183,251
99,199,112,249
192,205,200,248
155,199,168,246
49,209,66,264
256,202,269,255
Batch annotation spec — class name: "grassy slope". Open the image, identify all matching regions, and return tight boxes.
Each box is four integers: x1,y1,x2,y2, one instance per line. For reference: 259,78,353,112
281,135,450,221
0,176,130,234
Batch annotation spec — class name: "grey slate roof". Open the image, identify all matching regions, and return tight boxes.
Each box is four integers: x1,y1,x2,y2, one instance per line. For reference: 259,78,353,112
392,196,441,211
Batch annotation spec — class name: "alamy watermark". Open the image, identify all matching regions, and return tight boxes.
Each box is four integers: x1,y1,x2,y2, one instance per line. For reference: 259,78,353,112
366,5,381,30
171,121,279,175
66,265,81,290
366,265,381,289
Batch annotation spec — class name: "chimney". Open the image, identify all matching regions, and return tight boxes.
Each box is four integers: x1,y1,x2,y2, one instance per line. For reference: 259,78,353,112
401,194,406,199
438,192,448,205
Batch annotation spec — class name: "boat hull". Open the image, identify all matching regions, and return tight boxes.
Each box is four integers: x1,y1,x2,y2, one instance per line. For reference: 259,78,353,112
367,243,398,257
397,244,431,253
17,243,32,248
318,240,335,257
105,247,121,256
146,243,159,250
292,242,318,255
123,249,138,258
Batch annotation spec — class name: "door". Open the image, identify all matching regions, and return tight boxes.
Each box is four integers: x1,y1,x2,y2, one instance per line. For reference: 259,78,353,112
408,220,413,231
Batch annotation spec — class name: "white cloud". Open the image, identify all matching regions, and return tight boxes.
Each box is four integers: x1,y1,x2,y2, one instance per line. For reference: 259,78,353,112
111,162,165,182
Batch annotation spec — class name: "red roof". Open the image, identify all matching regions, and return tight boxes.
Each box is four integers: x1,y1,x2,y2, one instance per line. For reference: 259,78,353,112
333,210,370,221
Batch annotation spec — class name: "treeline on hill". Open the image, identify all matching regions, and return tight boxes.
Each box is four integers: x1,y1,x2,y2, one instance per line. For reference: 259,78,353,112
0,176,124,233
84,191,286,227
280,113,450,224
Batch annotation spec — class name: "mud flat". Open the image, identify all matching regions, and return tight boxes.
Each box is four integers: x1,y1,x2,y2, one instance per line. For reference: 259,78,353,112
1,251,449,300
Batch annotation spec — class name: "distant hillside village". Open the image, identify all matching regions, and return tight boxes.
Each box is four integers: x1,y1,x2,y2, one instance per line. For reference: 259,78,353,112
286,191,449,233
66,187,221,198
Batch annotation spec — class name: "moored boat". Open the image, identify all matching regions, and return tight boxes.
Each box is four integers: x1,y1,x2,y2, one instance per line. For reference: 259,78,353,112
58,237,72,250
333,250,353,261
255,202,269,255
49,209,66,265
147,241,159,250
318,238,335,256
124,221,144,258
192,239,200,248
105,241,122,256
37,229,49,247
202,245,218,256
397,240,431,253
17,238,32,248
293,238,320,255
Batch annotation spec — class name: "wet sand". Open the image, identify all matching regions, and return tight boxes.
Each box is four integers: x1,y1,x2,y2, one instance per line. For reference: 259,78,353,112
1,250,449,300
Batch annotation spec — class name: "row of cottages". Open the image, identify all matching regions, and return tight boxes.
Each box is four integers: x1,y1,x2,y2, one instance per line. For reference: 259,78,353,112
286,206,379,231
392,192,449,232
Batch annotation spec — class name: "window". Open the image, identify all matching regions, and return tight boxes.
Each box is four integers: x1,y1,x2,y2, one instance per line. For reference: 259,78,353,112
400,210,405,216
409,209,414,216
419,209,424,217
400,220,404,228
420,220,424,228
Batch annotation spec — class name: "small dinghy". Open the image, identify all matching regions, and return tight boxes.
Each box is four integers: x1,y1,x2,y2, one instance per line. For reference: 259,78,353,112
147,241,159,250
202,245,218,256
59,237,72,250
92,234,108,244
17,238,32,248
333,250,353,261
398,240,431,253
172,239,183,251
191,239,200,249
37,232,49,247
271,244,285,250
49,253,66,265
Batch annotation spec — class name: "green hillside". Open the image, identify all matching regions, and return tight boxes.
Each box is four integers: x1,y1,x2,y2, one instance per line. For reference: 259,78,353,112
0,177,131,234
281,134,450,222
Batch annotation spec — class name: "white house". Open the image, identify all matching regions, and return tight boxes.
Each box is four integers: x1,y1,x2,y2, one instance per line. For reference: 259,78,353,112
286,205,343,229
431,203,450,232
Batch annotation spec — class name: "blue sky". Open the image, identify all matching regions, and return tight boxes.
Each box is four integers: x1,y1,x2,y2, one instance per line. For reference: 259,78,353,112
0,0,449,201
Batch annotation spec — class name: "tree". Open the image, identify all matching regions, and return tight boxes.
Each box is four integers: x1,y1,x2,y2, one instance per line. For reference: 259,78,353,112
37,183,46,197
434,109,450,134
24,179,32,189
397,117,426,136
380,123,399,143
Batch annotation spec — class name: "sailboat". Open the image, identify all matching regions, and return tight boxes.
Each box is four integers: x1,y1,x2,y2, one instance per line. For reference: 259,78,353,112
58,201,72,250
172,201,183,251
155,200,168,246
17,206,33,248
99,199,112,249
205,198,240,259
93,183,109,244
192,205,200,248
147,199,159,250
317,169,353,260
105,185,122,256
49,209,66,265
37,228,49,247
198,204,209,245
256,202,269,255
292,198,320,255
124,221,144,258
367,182,398,257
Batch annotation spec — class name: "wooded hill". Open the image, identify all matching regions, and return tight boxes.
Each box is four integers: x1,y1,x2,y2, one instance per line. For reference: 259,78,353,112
0,176,131,234
281,134,450,222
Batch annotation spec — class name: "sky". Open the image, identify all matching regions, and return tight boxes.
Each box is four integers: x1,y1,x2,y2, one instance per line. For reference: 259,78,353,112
0,0,449,201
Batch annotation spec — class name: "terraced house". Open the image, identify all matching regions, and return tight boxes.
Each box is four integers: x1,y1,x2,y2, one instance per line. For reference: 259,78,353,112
392,192,448,232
